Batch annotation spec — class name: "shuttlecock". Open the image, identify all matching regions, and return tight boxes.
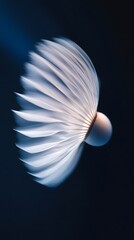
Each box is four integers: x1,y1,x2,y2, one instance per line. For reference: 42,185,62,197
13,38,112,187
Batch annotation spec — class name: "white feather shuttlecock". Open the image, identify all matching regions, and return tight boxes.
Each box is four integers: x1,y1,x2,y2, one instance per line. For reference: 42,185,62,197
13,38,112,187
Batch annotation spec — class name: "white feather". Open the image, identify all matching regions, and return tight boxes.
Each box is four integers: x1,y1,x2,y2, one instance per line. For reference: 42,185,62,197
13,38,99,187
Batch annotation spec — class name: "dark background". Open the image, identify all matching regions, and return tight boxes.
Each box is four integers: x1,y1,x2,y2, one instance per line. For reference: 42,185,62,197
0,0,133,239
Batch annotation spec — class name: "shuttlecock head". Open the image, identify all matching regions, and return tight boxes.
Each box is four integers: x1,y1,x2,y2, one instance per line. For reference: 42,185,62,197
85,112,112,146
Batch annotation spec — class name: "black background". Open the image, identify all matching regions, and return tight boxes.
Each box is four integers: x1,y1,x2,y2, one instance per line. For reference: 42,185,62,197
0,0,133,239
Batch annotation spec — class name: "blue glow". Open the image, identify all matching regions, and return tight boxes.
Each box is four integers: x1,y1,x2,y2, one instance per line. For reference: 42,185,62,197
0,6,32,61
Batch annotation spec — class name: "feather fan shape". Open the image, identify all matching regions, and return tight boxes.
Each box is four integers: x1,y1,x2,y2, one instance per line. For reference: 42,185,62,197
13,38,99,187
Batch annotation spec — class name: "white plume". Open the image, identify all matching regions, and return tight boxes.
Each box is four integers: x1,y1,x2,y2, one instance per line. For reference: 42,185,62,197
13,38,99,187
